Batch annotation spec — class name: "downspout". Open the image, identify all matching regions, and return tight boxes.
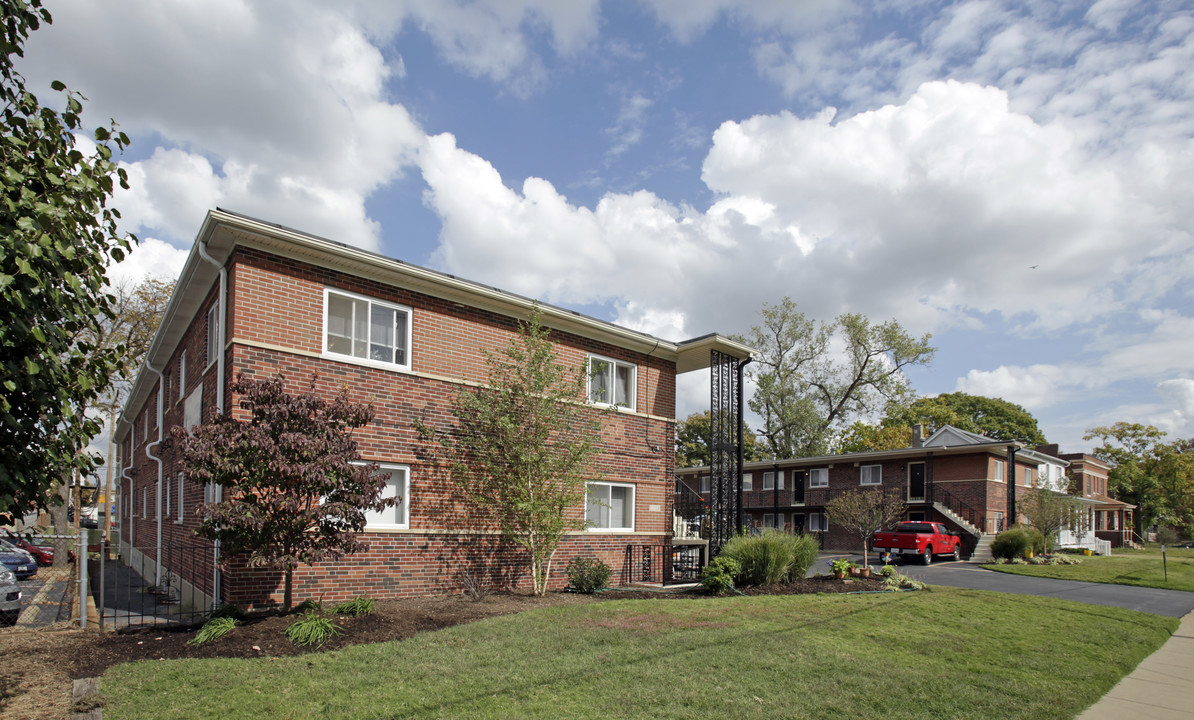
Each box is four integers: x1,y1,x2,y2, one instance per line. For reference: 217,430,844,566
736,356,753,534
144,364,165,586
116,418,135,550
197,237,227,606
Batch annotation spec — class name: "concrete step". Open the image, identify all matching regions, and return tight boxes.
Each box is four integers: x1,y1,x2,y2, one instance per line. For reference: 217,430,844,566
933,502,981,538
969,533,997,562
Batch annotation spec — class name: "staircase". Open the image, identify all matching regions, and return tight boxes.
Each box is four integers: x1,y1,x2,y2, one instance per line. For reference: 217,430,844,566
932,501,981,538
969,533,997,563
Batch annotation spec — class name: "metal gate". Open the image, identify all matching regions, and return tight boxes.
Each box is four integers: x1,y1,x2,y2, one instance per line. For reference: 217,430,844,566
92,541,218,629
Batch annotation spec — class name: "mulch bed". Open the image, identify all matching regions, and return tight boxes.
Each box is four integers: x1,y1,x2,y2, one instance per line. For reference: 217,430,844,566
0,575,891,720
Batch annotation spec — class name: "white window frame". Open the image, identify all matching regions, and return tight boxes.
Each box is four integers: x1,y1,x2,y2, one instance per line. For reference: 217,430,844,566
861,464,882,485
809,512,828,532
206,304,219,369
585,481,635,532
322,288,413,372
175,472,184,523
699,475,710,493
586,353,637,410
142,487,147,519
362,463,410,531
742,473,752,491
165,476,171,518
994,459,1005,483
810,468,829,488
179,350,187,401
763,512,775,529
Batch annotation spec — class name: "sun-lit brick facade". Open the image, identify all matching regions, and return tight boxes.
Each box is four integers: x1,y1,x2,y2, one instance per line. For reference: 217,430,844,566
115,210,749,609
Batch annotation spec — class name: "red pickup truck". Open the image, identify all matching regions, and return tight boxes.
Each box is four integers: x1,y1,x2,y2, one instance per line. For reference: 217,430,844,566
873,522,963,565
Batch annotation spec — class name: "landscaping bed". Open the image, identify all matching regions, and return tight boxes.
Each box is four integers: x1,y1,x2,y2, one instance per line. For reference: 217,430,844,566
0,576,885,720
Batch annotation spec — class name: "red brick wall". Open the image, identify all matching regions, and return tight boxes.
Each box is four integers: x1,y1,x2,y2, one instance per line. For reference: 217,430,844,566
123,247,678,605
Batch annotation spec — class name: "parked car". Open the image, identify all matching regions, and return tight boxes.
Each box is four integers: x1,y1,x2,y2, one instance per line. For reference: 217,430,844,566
0,540,38,580
873,521,963,565
4,533,55,566
0,568,20,626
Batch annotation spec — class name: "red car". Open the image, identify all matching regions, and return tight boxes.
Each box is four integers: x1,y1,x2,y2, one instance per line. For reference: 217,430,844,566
4,533,68,566
873,521,963,565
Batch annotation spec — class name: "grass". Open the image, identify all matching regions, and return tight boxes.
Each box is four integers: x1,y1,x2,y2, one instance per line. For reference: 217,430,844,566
102,588,1176,720
986,547,1194,592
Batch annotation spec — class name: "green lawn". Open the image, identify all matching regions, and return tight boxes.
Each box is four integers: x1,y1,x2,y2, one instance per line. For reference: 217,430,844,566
102,588,1176,720
985,547,1194,592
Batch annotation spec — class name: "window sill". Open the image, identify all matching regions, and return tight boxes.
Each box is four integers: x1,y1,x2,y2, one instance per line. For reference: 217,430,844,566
321,351,412,375
585,527,635,533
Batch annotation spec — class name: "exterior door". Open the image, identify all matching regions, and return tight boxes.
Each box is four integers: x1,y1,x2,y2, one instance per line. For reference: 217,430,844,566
908,462,926,502
792,470,807,505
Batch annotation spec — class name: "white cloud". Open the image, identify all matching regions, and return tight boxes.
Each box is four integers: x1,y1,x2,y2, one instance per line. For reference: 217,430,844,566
105,237,191,289
20,0,425,255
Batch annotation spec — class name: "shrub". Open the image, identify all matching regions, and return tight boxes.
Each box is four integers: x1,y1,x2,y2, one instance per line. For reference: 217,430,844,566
1157,526,1181,546
565,557,612,594
330,596,375,617
284,610,342,647
189,616,238,646
721,531,818,585
700,556,741,595
786,533,820,581
991,525,1045,560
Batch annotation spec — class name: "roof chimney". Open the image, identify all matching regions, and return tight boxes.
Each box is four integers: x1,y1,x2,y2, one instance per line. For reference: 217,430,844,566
912,423,924,448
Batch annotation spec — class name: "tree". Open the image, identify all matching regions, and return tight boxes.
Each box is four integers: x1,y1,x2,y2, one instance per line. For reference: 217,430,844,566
824,488,906,568
736,297,934,458
417,309,603,595
1019,479,1088,554
837,421,913,453
175,374,394,611
1,0,135,519
675,410,766,468
1085,423,1194,536
885,392,1047,446
95,278,174,536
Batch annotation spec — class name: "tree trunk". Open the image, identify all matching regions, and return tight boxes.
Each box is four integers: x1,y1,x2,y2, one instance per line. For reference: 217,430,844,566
284,568,294,612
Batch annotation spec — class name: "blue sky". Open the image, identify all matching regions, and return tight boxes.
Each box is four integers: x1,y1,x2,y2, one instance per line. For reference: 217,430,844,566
18,0,1194,452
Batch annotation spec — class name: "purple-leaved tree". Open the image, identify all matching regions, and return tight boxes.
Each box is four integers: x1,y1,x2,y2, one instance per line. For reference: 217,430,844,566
175,373,395,611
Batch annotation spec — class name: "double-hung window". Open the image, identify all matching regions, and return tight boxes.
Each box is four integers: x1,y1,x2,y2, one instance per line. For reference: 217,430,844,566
861,464,882,485
742,473,752,491
810,468,829,488
586,481,635,531
362,464,409,530
994,460,1005,483
324,289,412,371
763,471,784,491
809,512,828,532
699,475,710,493
587,354,636,409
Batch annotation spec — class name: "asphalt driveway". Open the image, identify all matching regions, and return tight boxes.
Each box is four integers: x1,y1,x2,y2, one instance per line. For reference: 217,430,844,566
817,551,1194,618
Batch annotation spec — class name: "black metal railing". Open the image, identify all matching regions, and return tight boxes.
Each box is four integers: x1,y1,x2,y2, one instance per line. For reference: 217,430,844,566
623,544,665,585
94,542,218,629
926,484,986,535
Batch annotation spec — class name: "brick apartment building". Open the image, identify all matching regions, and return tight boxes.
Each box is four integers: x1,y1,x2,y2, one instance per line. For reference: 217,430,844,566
114,209,751,609
677,426,1117,559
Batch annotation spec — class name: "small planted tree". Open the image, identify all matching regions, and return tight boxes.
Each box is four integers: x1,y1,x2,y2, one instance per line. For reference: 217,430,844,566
417,308,603,595
825,488,907,567
1019,481,1088,554
175,374,395,611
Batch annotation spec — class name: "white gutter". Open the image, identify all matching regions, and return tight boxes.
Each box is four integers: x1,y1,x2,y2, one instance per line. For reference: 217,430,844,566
197,235,226,607
144,364,165,586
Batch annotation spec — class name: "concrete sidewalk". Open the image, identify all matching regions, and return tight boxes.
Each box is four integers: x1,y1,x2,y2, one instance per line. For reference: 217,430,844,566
1078,610,1194,720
